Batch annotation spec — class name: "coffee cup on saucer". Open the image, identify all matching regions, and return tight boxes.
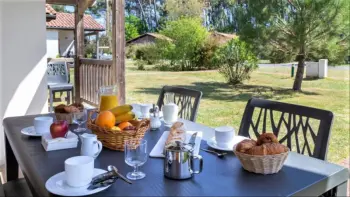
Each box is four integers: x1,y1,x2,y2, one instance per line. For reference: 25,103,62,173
215,126,235,148
34,116,53,134
65,156,94,187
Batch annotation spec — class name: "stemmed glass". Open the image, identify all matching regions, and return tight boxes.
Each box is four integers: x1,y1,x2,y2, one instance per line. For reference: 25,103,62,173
124,139,148,180
73,109,87,132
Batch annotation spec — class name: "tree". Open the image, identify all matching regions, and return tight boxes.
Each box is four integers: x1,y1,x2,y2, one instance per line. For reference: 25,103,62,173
165,0,204,20
235,0,349,91
160,17,208,70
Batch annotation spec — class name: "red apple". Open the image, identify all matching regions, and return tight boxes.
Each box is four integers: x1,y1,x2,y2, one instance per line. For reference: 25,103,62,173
50,120,69,138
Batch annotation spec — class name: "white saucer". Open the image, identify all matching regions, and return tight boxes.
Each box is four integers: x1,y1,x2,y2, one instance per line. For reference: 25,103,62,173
45,168,110,196
21,126,43,137
207,136,249,151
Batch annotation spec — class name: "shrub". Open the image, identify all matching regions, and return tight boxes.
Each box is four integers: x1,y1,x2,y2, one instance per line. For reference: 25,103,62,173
133,44,160,64
135,60,146,70
192,38,221,70
215,38,258,85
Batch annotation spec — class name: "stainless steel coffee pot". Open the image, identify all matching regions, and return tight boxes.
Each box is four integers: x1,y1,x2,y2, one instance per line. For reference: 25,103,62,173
164,148,203,179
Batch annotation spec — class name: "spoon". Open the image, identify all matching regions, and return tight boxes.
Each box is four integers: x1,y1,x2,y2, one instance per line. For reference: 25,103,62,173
200,148,227,158
107,165,132,184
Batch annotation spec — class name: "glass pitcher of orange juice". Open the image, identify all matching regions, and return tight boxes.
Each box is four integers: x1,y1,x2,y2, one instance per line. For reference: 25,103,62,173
98,85,119,111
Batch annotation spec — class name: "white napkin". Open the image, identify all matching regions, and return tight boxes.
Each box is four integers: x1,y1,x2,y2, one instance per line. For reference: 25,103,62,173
42,131,78,144
150,131,202,157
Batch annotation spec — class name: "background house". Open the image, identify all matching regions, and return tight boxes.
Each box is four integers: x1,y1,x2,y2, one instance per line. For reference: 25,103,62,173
126,33,172,46
45,4,104,58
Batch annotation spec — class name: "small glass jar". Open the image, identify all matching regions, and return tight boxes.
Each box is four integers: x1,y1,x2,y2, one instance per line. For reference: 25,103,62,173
150,105,161,131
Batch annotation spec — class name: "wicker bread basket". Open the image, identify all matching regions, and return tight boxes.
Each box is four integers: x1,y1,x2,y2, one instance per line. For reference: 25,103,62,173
87,110,150,151
233,147,289,174
55,113,74,124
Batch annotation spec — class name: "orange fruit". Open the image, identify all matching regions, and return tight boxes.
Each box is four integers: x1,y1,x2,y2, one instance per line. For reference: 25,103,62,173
118,121,132,130
95,111,116,129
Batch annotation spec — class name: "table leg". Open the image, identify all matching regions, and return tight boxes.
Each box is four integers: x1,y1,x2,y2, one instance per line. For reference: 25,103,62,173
5,134,18,181
335,181,348,197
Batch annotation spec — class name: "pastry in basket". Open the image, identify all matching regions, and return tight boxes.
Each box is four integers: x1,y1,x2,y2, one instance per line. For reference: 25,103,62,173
257,133,278,145
236,133,288,155
54,103,83,113
236,139,257,153
54,103,84,124
165,122,186,149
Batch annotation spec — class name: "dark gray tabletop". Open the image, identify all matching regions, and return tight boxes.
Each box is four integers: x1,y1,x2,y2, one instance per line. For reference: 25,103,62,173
3,114,349,197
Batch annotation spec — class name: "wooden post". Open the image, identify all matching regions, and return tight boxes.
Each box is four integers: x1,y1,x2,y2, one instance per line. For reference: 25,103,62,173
74,0,85,103
96,32,99,59
112,0,126,105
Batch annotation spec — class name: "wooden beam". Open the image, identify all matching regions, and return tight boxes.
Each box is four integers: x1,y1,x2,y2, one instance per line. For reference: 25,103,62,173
96,32,100,59
112,0,126,105
74,0,85,103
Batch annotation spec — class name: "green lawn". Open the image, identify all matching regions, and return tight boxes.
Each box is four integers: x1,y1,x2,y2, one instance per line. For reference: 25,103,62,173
125,61,349,163
66,61,349,163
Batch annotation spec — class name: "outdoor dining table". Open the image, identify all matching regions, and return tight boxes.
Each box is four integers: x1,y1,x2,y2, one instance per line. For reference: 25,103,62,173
3,114,349,196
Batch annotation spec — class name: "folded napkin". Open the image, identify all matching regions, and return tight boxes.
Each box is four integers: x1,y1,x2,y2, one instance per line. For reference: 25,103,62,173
41,131,78,151
150,131,202,157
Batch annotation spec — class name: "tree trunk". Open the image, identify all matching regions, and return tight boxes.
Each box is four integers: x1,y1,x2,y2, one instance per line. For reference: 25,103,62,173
292,46,306,91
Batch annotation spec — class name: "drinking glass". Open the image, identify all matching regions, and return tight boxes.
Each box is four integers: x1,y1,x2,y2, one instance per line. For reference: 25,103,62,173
73,109,87,132
124,139,148,180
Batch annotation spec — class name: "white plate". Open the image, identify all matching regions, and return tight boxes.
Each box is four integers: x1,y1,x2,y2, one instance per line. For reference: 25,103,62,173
207,136,249,151
45,168,110,197
21,126,43,137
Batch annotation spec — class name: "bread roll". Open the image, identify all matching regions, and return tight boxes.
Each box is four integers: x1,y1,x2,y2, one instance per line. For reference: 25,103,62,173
265,143,288,155
236,139,257,153
54,104,67,113
165,122,186,148
247,144,267,155
257,133,278,145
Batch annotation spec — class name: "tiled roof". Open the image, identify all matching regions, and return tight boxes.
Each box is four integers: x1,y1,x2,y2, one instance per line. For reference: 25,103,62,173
46,12,105,31
46,4,56,15
126,33,172,44
146,33,173,41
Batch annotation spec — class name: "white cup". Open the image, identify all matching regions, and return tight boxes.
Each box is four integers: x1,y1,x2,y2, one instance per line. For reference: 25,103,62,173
215,126,235,147
34,116,53,134
140,104,152,118
65,156,94,187
163,103,178,125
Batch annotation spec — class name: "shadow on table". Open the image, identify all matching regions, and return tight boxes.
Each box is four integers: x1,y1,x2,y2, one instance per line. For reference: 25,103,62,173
135,82,319,102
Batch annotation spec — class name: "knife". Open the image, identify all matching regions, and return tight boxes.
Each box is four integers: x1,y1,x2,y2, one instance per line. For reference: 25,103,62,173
187,132,198,150
88,178,117,190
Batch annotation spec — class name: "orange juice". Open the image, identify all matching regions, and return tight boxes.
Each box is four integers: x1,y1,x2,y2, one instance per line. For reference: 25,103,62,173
99,95,119,111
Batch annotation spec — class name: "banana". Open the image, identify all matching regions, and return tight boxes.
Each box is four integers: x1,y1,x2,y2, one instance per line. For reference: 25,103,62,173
115,112,135,123
109,105,133,117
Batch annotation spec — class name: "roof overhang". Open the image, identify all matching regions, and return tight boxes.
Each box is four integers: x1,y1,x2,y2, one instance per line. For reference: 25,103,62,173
46,0,95,7
47,27,105,32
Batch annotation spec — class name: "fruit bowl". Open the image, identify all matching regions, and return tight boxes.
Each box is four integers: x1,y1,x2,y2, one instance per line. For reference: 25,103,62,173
87,110,150,151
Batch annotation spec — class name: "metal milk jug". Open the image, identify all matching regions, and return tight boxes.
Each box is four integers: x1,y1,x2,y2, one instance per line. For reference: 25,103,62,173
164,148,203,179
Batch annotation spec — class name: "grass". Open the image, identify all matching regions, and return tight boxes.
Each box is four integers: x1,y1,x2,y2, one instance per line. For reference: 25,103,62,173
65,60,349,163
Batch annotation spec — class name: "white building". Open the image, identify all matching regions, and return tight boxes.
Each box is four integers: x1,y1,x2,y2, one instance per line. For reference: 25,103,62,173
45,4,104,58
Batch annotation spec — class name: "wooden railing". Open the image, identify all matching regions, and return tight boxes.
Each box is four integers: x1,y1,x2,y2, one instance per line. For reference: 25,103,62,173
79,58,113,106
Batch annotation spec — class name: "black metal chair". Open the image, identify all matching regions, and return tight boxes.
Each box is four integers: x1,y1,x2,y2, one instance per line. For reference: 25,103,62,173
238,98,333,160
47,61,74,112
157,86,202,122
0,178,32,197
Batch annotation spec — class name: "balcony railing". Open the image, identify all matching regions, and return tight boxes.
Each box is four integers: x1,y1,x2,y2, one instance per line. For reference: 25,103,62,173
79,58,113,106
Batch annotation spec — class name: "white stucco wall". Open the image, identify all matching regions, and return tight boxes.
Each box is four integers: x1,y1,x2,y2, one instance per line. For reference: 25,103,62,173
46,29,59,58
0,0,48,166
59,30,75,56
